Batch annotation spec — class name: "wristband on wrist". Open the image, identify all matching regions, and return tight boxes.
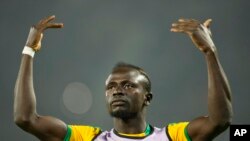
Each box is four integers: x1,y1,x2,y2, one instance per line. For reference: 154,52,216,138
22,46,35,58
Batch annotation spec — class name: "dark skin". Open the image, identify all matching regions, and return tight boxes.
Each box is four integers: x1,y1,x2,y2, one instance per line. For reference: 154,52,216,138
105,69,152,134
14,15,232,141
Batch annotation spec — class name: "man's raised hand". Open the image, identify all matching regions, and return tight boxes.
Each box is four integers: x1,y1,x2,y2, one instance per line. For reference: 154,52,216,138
25,15,63,52
171,18,216,54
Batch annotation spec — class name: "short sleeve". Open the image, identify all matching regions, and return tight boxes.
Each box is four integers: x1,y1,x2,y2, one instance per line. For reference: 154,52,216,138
64,125,101,141
167,122,191,141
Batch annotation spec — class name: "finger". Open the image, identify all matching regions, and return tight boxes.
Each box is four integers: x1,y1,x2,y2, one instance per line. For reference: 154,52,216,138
41,15,56,24
171,26,195,33
172,23,198,29
172,20,200,28
44,15,56,23
170,28,192,35
171,28,182,32
178,18,199,24
46,23,64,29
178,18,192,22
203,19,212,28
40,33,44,40
171,23,198,32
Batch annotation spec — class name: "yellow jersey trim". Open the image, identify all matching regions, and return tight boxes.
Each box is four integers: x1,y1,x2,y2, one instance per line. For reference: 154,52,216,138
167,122,191,141
64,125,101,141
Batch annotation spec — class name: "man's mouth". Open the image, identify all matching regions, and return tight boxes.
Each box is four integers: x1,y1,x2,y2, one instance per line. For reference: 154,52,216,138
111,99,127,106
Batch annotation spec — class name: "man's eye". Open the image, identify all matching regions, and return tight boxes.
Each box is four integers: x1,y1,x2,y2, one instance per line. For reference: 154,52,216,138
107,85,115,90
124,83,134,89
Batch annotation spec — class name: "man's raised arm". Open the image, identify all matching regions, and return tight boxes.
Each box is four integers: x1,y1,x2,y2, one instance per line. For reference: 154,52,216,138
171,19,233,140
14,15,67,141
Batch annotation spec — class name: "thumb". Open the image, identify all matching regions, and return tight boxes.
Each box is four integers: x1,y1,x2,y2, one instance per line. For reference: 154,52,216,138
38,33,43,46
32,33,43,52
203,19,212,28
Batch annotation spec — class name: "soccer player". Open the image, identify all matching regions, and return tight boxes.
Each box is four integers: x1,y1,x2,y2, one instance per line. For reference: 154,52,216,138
14,15,232,141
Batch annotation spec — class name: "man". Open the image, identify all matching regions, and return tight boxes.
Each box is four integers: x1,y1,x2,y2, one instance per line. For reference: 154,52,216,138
14,15,232,141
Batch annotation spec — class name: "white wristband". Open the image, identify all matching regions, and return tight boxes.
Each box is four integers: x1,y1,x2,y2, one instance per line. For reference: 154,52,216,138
22,46,35,58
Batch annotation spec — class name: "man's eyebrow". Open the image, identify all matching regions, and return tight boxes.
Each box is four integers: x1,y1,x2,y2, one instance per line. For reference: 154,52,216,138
121,80,133,84
107,80,135,87
106,81,117,86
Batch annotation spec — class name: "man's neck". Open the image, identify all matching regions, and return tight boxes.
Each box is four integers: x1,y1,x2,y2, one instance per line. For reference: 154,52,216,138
113,116,147,134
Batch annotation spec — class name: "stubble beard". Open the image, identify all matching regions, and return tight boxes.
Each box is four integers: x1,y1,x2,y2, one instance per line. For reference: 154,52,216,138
110,109,138,120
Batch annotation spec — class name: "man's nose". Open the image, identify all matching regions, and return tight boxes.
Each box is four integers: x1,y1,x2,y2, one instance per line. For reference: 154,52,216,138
113,85,124,96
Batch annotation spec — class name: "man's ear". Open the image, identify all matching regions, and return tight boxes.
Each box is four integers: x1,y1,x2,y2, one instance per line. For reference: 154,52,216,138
144,93,153,106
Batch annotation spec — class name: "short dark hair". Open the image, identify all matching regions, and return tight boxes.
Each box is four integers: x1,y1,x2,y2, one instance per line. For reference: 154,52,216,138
111,62,151,92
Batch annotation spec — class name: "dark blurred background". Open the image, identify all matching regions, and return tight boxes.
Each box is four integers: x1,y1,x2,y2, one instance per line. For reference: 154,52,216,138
1,0,249,140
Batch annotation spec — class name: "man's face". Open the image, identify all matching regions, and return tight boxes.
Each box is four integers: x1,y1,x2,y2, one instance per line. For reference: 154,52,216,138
105,68,149,119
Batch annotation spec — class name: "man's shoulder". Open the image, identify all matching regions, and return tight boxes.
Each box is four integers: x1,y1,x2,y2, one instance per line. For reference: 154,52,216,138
64,124,102,141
